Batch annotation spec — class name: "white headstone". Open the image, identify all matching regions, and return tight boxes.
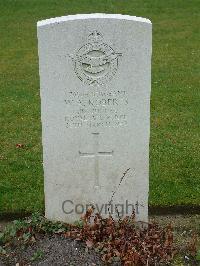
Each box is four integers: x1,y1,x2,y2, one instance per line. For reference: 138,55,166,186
37,14,152,223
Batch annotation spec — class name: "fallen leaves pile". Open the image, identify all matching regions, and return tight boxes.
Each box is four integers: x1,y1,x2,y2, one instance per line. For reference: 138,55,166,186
64,209,176,265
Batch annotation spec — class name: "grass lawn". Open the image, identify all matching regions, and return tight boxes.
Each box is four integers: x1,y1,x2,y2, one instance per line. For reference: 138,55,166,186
0,0,200,216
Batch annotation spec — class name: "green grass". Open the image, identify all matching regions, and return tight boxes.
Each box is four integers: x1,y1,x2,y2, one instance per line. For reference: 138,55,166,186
0,0,200,215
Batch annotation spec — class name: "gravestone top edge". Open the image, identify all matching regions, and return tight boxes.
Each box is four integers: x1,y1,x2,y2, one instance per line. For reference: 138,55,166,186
37,13,151,28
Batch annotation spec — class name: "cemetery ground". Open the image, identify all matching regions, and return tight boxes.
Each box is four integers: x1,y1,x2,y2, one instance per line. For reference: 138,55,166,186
0,0,200,265
0,212,200,265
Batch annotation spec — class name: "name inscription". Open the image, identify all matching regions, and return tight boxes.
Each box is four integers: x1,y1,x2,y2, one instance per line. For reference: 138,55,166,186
64,90,129,129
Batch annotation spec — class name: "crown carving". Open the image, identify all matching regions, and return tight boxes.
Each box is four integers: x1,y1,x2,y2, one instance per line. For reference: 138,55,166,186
88,30,103,43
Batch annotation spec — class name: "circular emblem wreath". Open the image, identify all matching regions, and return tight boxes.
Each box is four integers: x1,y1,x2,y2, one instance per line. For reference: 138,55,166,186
70,31,122,86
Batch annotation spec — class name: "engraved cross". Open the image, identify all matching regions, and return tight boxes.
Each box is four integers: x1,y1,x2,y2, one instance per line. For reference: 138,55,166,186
79,133,113,188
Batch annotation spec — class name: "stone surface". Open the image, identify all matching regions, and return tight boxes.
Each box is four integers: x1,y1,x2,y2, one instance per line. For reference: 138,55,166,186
37,14,152,223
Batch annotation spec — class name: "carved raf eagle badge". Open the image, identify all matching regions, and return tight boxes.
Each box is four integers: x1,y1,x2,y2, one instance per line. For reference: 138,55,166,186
70,30,122,86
